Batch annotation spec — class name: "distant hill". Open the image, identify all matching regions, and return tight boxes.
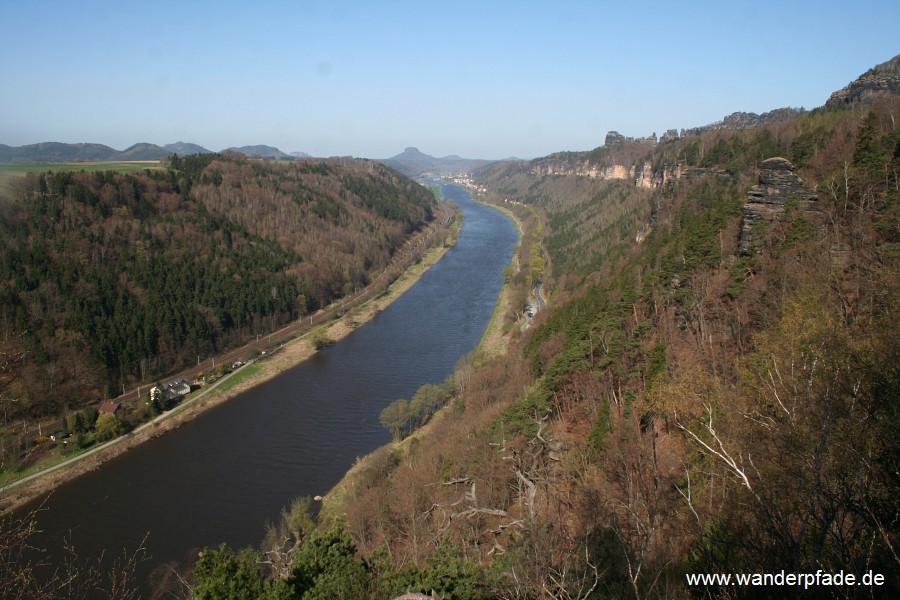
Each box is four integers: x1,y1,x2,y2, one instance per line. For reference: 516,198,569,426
119,143,171,160
165,141,213,155
380,147,498,178
0,141,319,163
225,145,292,159
0,142,126,162
0,141,211,162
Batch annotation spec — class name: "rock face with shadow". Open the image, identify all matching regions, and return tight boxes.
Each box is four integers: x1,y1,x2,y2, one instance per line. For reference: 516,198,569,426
826,54,900,109
740,157,819,254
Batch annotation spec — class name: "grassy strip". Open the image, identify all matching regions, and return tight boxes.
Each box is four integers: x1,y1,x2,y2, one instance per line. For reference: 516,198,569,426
0,161,163,194
476,281,510,357
0,445,95,488
203,361,264,397
476,201,524,357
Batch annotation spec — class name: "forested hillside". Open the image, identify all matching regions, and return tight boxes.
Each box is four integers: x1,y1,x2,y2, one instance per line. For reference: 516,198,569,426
181,65,899,598
0,154,433,422
475,165,655,278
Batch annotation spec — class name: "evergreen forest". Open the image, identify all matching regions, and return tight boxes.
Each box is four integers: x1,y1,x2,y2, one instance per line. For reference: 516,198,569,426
0,154,433,424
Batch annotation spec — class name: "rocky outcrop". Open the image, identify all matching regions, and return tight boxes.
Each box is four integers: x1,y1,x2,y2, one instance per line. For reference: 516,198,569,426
683,107,806,137
661,129,679,143
529,159,634,180
529,155,678,189
740,157,818,254
634,133,658,145
604,131,627,148
826,54,900,109
605,164,630,179
605,130,657,147
636,161,655,189
528,132,664,183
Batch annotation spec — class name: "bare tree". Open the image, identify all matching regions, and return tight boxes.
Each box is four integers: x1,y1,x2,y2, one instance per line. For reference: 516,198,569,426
0,508,147,600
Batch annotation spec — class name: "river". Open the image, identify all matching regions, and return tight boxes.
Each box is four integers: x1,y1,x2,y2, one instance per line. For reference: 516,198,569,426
17,183,517,594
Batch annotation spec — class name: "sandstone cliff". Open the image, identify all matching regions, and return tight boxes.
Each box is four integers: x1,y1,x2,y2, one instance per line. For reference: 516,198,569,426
528,132,661,184
739,157,819,254
682,107,807,137
825,54,900,109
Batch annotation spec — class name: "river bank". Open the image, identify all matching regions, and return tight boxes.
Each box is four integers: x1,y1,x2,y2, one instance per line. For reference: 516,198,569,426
319,191,525,522
0,214,461,513
474,199,525,357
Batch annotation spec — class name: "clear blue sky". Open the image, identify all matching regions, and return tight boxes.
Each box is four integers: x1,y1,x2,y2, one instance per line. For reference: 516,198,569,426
1,0,897,159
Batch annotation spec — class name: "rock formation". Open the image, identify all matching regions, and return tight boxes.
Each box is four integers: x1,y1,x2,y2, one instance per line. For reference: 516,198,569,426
604,130,657,147
635,161,655,189
661,129,679,143
604,131,627,148
740,157,818,254
826,54,900,109
683,107,806,137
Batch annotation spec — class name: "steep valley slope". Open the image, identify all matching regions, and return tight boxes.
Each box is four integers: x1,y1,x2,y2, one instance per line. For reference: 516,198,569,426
268,56,900,600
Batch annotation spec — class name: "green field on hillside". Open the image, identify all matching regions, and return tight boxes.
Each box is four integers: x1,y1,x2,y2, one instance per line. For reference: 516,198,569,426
0,161,162,195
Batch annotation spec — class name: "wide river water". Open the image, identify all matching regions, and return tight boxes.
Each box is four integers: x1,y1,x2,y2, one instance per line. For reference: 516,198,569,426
18,183,517,593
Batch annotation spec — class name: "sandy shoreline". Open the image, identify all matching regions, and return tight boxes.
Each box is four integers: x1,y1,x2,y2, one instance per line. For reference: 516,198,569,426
0,224,457,513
